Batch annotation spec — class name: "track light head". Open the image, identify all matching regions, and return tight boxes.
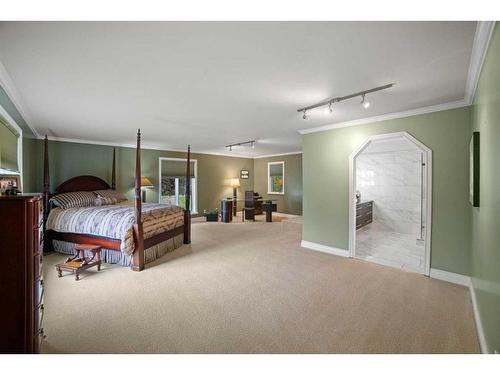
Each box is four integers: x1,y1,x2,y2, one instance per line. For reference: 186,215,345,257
302,110,309,120
361,94,370,109
229,146,232,151
324,102,333,115
251,141,255,149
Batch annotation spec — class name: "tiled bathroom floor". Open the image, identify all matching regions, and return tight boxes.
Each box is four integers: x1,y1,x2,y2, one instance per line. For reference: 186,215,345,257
355,224,425,273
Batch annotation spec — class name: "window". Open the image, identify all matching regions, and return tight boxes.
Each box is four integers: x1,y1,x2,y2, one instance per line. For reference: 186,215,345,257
268,161,284,195
159,157,197,213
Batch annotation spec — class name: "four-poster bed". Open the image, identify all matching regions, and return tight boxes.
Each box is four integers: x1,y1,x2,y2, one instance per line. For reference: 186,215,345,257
42,129,192,271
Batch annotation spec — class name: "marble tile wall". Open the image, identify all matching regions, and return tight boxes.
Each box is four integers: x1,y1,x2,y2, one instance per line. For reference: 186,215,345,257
356,150,422,236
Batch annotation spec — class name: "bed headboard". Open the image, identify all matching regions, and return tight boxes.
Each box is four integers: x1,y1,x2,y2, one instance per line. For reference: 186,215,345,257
54,175,111,194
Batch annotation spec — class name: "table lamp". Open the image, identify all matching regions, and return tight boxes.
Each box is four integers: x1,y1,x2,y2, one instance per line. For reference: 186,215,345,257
140,176,154,203
230,178,240,216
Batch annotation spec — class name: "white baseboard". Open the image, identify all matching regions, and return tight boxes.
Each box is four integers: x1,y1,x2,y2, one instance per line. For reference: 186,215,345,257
429,268,471,287
429,269,489,353
301,240,349,258
469,282,489,354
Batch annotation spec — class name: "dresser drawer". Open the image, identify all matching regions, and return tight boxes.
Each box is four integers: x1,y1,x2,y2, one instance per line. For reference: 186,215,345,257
34,304,45,352
34,277,44,309
356,206,372,216
34,253,41,279
33,227,41,254
357,201,372,209
32,199,41,226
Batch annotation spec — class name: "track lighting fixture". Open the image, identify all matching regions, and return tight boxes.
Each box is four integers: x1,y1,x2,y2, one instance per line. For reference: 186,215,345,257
297,83,393,118
361,94,370,109
225,140,257,151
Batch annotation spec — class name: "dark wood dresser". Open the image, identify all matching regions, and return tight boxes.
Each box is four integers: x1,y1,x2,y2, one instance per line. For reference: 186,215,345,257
0,194,44,353
356,200,373,229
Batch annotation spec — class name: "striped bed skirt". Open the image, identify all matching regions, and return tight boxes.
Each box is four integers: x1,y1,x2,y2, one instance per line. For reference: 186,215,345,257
52,233,184,267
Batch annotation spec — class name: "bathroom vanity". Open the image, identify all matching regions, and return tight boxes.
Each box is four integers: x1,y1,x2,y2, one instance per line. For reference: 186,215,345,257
356,200,373,229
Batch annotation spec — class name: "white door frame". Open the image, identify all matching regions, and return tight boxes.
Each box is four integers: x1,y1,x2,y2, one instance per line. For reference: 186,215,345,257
348,131,433,276
158,157,198,214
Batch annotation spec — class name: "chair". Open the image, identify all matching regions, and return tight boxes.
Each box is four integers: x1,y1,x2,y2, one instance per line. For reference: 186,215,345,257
253,192,263,215
241,190,255,222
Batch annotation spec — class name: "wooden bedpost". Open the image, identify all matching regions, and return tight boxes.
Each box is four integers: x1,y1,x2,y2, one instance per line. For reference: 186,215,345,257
184,144,191,244
42,135,53,253
111,147,116,190
131,129,145,271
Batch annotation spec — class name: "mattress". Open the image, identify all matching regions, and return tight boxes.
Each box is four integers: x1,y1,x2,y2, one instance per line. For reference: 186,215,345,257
47,202,184,255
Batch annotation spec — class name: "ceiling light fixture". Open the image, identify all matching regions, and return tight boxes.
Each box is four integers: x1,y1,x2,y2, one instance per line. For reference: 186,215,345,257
324,102,333,115
361,94,370,109
225,140,257,151
297,83,393,118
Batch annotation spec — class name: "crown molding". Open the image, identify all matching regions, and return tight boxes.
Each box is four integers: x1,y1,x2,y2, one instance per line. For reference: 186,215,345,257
253,151,302,159
0,61,39,138
39,135,258,159
298,99,469,135
465,21,496,104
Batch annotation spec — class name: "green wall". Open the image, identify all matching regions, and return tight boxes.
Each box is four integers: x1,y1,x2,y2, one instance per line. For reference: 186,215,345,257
470,24,500,353
253,153,303,215
22,137,38,193
303,106,472,275
23,138,303,216
24,139,254,215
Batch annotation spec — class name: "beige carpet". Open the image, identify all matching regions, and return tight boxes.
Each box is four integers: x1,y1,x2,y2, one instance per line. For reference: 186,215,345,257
41,218,479,354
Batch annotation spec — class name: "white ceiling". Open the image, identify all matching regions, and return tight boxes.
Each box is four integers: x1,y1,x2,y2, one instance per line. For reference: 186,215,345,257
0,21,476,157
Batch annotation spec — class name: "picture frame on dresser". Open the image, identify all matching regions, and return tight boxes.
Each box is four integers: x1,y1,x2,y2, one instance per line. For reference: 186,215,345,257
0,173,21,194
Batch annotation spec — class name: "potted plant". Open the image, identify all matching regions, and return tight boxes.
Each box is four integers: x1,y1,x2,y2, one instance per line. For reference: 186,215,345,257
203,208,219,222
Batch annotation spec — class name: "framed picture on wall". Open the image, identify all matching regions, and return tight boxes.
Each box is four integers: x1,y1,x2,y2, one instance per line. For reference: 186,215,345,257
240,170,249,179
469,132,480,207
0,174,21,194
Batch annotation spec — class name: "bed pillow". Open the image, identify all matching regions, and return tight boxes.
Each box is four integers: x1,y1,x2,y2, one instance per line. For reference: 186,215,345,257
50,191,97,209
93,189,127,205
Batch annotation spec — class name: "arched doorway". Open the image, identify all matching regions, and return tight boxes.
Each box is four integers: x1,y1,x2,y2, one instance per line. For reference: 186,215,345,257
348,132,432,275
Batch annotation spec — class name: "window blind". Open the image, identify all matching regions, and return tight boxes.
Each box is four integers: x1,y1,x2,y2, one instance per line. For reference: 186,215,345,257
269,163,283,176
161,159,195,178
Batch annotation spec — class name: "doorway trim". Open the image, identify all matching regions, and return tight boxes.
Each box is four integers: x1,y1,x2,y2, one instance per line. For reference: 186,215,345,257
348,131,433,276
158,157,198,214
